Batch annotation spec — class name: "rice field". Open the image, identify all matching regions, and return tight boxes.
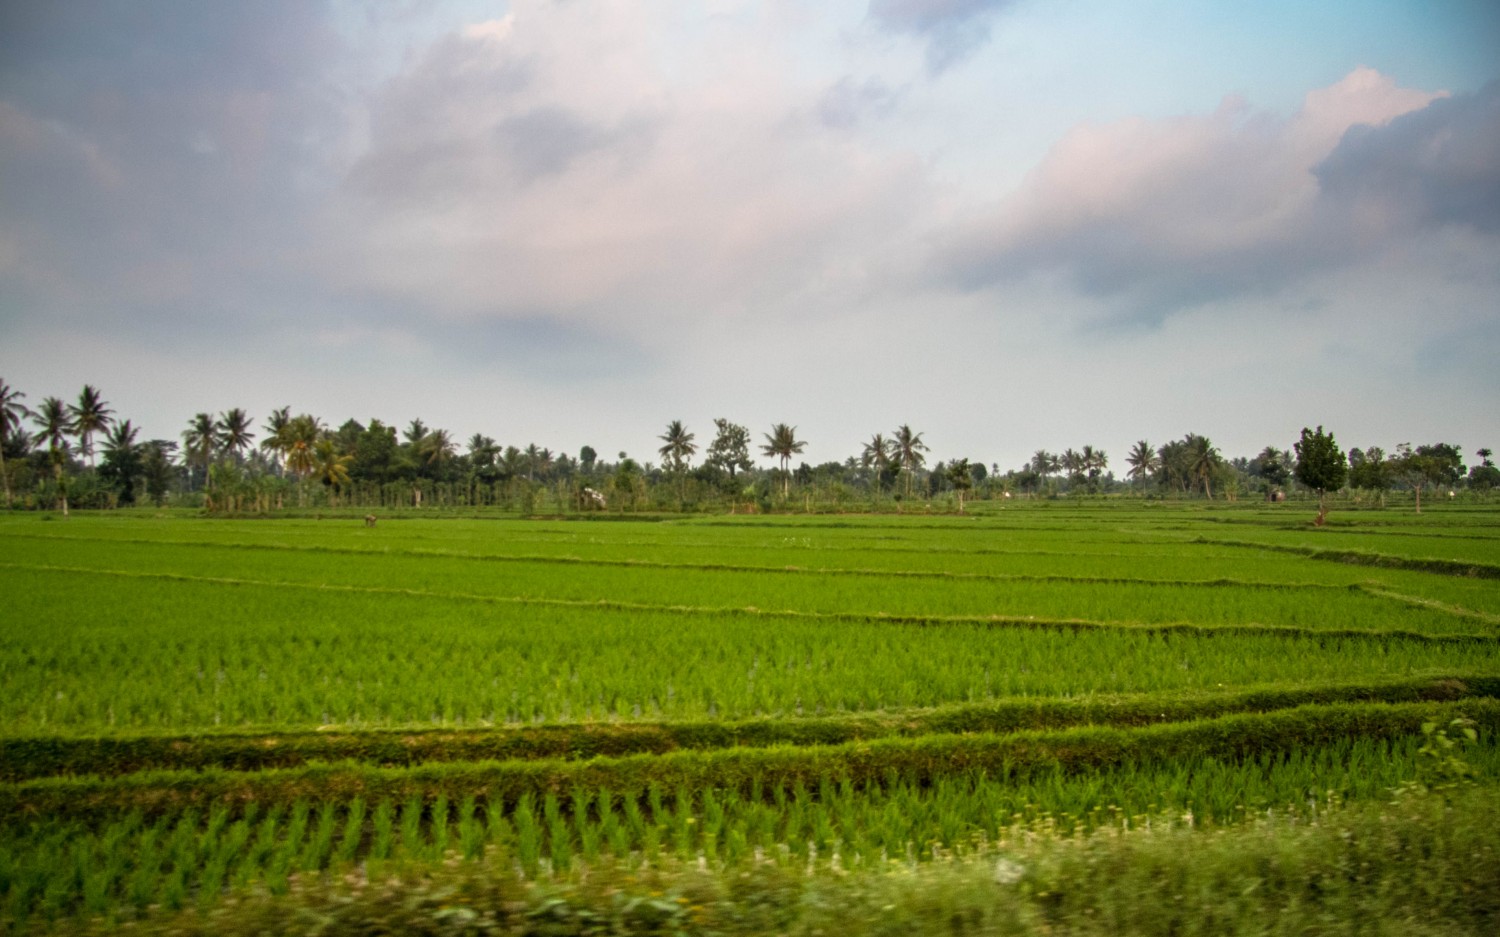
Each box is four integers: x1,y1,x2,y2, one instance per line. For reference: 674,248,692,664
2,501,1498,932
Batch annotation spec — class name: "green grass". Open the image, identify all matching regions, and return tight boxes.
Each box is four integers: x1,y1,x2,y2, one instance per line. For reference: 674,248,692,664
2,502,1498,932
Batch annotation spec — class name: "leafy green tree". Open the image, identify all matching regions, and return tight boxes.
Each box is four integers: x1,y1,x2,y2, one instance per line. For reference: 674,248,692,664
98,420,143,505
1469,448,1499,492
760,423,806,499
34,396,75,515
1347,446,1392,503
579,446,598,475
68,385,113,469
141,440,178,507
1394,443,1465,513
351,419,400,484
946,458,974,512
0,378,31,509
1250,446,1292,492
1293,426,1348,524
704,419,752,483
282,414,323,504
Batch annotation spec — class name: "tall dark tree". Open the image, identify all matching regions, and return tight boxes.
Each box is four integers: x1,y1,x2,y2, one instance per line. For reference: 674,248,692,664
0,378,31,508
99,420,143,505
1293,426,1348,525
68,385,113,469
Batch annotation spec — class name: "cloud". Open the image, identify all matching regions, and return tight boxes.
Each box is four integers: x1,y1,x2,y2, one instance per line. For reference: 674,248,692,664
866,0,1017,74
1316,80,1500,236
928,68,1497,325
325,2,928,327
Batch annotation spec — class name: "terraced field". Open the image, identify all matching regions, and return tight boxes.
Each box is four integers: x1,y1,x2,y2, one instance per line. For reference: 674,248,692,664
2,503,1498,934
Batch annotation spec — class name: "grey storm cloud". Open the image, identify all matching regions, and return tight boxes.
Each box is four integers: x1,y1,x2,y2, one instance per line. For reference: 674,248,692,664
866,0,1017,74
1316,82,1500,235
929,73,1500,327
0,0,342,338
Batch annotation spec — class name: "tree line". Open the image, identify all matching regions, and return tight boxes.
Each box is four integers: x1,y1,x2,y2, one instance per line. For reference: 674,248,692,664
1,378,1494,515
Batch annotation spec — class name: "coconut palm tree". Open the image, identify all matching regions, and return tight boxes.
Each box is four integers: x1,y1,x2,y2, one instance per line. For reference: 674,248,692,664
282,414,323,505
657,420,697,473
313,438,353,505
34,396,73,515
0,378,32,508
1125,440,1159,485
420,429,456,482
891,424,928,498
68,385,113,469
861,433,894,496
219,408,255,462
1080,445,1107,490
658,420,696,503
182,413,223,492
760,423,806,499
260,407,291,474
1188,434,1221,499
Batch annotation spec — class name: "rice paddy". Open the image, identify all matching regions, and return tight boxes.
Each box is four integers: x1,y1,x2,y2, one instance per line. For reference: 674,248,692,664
2,501,1498,932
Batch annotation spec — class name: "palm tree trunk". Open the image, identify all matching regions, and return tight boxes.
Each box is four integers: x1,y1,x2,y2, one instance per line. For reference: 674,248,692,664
0,448,10,509
54,461,68,517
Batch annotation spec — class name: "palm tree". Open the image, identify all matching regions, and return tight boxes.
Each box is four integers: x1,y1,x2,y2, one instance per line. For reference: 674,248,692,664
1188,434,1221,499
99,420,143,505
657,420,697,473
657,420,696,502
891,424,928,498
220,408,255,462
34,396,73,516
313,438,353,505
1060,448,1083,485
1125,440,1159,485
1080,445,1107,490
182,412,223,497
68,385,113,469
0,378,32,508
260,407,291,474
861,433,894,496
282,414,323,504
760,423,806,499
420,429,456,481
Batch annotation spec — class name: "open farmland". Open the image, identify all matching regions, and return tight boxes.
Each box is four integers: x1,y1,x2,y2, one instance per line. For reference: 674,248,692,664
2,503,1499,934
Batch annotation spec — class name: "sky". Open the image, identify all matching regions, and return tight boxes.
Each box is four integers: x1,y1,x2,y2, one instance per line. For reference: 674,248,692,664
2,0,1497,472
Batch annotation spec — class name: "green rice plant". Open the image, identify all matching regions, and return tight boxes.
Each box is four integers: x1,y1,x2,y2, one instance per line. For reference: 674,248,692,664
333,797,364,866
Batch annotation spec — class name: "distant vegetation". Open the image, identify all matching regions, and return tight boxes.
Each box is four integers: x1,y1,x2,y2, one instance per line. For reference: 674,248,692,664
1,378,1493,515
